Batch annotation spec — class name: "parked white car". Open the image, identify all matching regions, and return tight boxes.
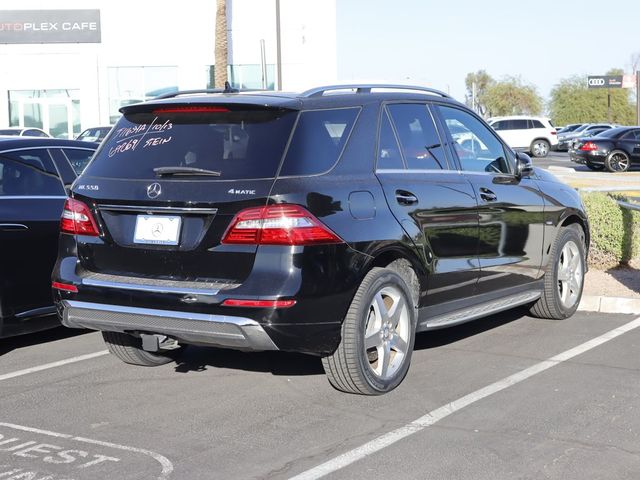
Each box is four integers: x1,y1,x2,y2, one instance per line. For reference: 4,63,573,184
488,116,558,157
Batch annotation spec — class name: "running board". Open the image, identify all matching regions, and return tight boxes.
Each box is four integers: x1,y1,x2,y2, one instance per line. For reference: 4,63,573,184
419,290,542,331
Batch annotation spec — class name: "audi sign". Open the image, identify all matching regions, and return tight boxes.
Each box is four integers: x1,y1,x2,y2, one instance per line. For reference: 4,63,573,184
587,75,623,89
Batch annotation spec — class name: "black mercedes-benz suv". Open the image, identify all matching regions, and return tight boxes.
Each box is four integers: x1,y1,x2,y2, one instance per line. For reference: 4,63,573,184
52,85,589,395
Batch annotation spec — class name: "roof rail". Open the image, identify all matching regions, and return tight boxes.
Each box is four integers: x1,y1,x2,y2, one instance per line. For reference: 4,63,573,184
300,84,451,99
154,82,240,99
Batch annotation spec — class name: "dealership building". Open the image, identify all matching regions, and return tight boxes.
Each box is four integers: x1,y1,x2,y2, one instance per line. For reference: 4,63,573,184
0,1,337,138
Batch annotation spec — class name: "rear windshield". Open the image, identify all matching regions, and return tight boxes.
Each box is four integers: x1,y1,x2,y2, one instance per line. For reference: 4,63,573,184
83,106,297,180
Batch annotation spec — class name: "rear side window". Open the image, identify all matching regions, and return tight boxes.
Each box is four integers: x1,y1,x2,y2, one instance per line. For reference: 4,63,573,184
0,149,64,196
377,110,404,170
84,107,297,180
280,108,359,176
386,103,447,170
512,119,528,130
531,120,545,128
61,148,95,175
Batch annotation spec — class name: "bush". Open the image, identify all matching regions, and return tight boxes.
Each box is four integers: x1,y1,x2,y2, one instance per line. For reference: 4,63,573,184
580,192,640,269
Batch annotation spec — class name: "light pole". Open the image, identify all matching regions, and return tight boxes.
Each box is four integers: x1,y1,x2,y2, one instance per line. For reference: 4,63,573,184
275,0,282,91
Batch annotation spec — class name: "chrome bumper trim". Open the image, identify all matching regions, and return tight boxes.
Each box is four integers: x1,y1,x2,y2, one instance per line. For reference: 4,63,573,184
61,300,278,351
81,277,221,296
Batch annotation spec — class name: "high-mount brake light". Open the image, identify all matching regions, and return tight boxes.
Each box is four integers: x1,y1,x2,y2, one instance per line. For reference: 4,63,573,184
152,106,230,114
60,198,100,236
579,142,599,151
221,204,343,246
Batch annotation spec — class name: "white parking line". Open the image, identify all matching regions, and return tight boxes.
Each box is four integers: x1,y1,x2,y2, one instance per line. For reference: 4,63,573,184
290,316,640,480
0,351,109,382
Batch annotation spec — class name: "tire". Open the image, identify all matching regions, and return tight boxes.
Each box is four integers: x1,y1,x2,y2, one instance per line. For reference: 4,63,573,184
530,139,550,158
102,331,178,366
322,267,417,395
605,150,630,173
585,163,604,171
529,225,586,320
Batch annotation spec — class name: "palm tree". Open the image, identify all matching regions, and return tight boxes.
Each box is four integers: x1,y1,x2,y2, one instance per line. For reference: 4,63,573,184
214,0,228,88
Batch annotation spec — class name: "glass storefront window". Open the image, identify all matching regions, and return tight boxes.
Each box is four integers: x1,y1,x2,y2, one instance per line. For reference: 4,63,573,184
8,90,80,139
108,66,178,124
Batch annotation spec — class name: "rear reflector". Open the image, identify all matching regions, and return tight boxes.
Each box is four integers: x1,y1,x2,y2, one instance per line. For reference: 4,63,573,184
152,106,230,114
222,299,296,308
221,204,343,246
61,198,100,236
579,142,599,151
52,281,78,293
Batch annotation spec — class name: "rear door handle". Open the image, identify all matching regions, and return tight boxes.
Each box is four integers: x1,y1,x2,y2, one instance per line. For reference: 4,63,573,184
0,223,29,231
479,188,497,202
395,190,418,205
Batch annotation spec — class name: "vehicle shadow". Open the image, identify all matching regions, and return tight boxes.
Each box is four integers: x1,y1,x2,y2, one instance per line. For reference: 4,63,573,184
0,326,89,357
605,265,640,295
413,306,527,351
173,307,528,376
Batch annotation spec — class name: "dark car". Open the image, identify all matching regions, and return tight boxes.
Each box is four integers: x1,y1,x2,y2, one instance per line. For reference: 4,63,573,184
76,126,113,143
569,126,640,172
52,85,589,395
0,138,97,338
557,123,615,151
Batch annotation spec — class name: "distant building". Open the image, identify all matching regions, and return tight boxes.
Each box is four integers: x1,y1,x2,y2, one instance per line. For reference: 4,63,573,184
0,0,337,138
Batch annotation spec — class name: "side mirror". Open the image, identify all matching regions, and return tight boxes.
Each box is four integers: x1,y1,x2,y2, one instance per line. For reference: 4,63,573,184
515,152,534,178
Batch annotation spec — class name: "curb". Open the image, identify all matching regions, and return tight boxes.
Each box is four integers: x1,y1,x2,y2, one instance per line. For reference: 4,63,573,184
578,295,640,314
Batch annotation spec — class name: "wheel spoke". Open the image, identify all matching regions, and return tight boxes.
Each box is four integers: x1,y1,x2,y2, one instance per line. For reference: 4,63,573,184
372,292,389,323
390,335,408,354
557,267,571,282
365,328,382,349
379,342,392,378
388,295,406,330
569,251,580,271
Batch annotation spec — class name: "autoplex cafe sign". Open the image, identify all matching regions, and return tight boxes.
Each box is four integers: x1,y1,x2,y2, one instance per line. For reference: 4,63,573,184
587,75,636,89
0,10,101,44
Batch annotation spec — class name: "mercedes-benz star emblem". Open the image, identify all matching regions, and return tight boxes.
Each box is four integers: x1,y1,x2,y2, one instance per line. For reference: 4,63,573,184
147,182,162,199
151,223,164,237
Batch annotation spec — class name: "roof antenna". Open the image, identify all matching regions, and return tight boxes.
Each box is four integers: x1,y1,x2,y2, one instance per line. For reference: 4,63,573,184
224,81,238,93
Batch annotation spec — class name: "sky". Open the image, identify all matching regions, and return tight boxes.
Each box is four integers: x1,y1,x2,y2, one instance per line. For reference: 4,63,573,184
336,0,640,108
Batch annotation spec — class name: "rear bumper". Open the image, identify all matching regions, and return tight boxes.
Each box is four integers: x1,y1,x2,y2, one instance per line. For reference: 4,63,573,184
569,150,606,165
61,300,279,351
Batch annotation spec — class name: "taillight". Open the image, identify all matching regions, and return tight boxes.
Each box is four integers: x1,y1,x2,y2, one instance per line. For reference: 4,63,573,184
551,130,557,135
221,204,343,245
579,142,598,151
52,281,78,293
61,198,100,236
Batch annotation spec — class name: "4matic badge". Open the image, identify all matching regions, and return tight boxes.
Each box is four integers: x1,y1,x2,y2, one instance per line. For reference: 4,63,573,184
228,188,256,195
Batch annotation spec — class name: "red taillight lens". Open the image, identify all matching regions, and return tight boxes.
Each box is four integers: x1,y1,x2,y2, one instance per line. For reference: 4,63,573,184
579,142,598,151
222,299,296,308
152,106,230,115
221,204,343,245
551,131,557,135
61,198,100,236
52,281,78,293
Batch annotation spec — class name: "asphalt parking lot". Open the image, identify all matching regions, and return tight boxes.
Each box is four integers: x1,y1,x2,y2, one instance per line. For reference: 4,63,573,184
1,310,639,480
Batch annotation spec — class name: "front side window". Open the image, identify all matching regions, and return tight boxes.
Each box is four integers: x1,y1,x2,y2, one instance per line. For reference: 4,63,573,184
0,149,64,196
386,103,447,170
437,106,511,174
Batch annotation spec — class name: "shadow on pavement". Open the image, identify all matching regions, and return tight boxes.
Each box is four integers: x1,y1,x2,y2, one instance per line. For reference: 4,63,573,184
174,347,325,376
174,308,529,376
0,326,90,357
606,265,640,294
414,307,527,351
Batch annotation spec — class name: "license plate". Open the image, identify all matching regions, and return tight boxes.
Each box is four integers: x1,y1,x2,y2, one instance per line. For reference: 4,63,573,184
133,215,181,245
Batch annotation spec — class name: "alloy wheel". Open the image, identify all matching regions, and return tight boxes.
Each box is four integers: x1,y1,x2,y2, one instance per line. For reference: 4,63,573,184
557,240,583,309
363,285,410,380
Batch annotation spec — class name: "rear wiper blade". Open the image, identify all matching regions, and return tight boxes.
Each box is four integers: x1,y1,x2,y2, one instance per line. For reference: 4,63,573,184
153,166,222,177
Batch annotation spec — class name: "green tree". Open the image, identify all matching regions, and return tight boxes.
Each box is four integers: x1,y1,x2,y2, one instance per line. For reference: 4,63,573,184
483,76,543,117
465,70,494,117
214,0,228,88
549,69,635,125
